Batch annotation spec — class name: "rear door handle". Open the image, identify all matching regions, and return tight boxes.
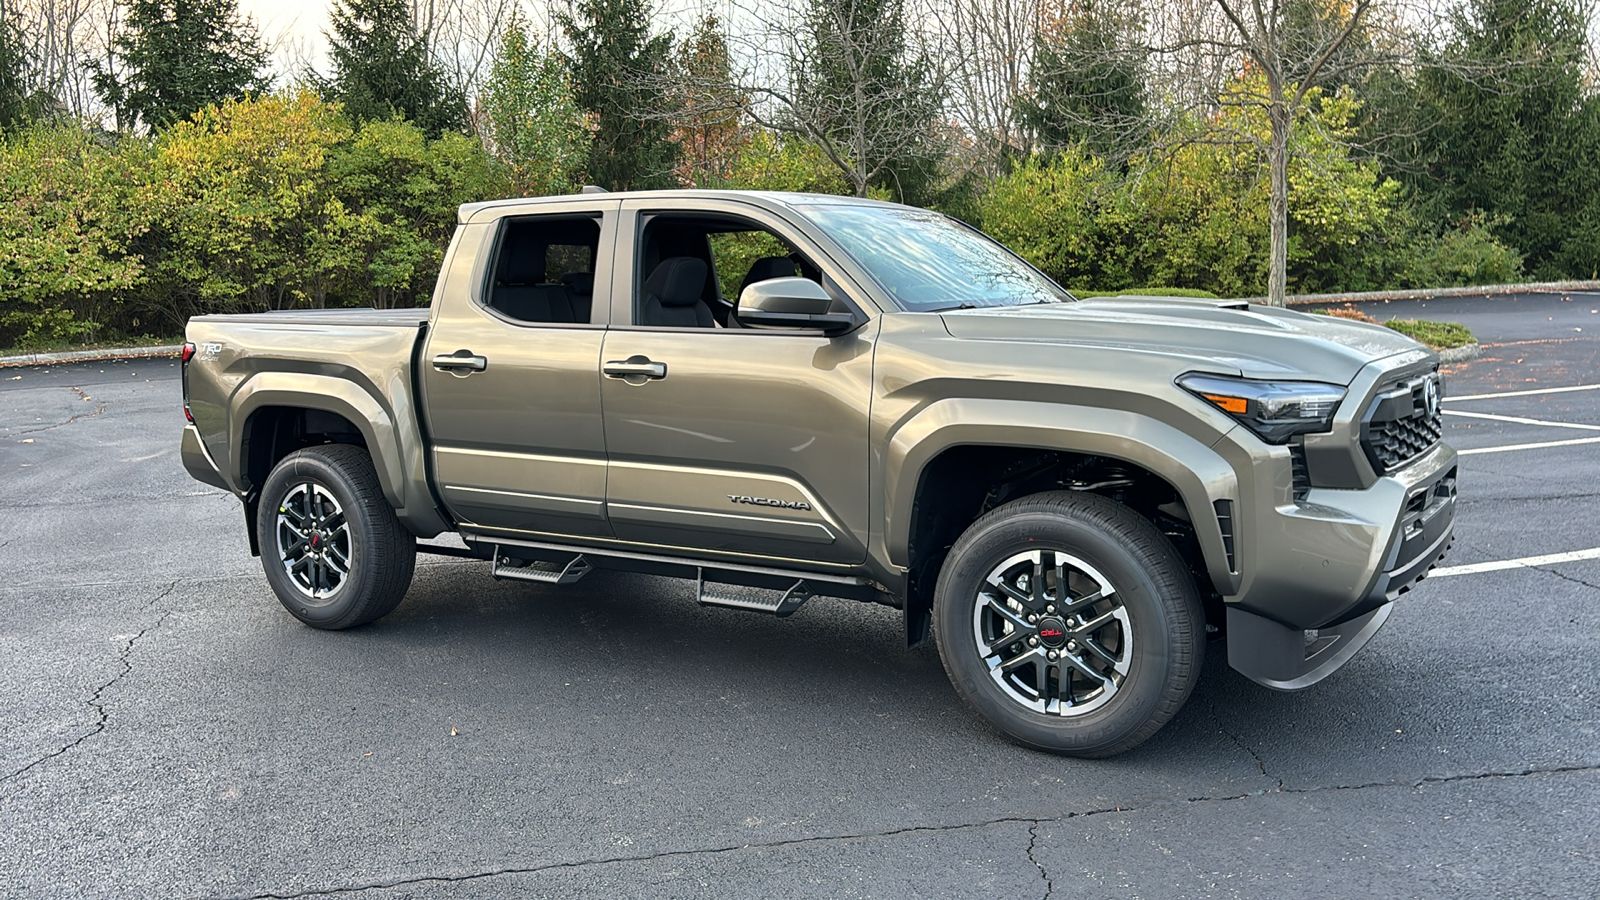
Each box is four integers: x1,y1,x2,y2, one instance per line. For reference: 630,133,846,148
432,351,488,372
603,357,667,380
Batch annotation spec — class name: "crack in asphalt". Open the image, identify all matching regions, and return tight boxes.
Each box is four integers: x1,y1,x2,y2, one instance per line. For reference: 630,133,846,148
0,581,177,788
10,386,108,437
1026,820,1054,899
1535,565,1600,592
1207,698,1284,791
222,764,1600,900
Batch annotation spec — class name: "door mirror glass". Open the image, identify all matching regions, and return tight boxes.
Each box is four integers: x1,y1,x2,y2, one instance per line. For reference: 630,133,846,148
736,277,855,332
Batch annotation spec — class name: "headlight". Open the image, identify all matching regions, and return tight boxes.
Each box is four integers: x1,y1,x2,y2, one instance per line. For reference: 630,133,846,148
1177,373,1346,444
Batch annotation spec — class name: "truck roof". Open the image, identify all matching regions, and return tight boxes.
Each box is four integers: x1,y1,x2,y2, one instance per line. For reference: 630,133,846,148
457,189,907,223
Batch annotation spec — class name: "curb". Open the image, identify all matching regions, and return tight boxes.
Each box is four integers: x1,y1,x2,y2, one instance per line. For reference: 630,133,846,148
1437,342,1481,364
1274,280,1600,307
0,344,183,368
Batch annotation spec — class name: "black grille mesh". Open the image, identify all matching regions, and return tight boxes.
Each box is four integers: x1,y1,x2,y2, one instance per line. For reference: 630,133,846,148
1363,378,1443,473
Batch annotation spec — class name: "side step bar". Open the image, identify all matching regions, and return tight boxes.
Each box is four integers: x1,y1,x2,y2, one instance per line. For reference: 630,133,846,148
491,547,593,585
697,571,813,617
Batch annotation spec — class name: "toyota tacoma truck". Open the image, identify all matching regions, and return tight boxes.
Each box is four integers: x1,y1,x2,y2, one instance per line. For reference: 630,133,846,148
179,190,1456,756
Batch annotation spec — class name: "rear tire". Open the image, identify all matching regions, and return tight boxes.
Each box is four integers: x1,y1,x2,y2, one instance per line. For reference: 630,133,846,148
257,444,416,629
933,491,1204,757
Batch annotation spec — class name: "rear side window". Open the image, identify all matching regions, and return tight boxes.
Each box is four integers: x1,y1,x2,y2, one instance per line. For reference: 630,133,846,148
485,216,602,325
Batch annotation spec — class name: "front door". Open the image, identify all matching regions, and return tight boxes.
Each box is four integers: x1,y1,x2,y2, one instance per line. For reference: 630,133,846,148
597,201,875,565
421,203,618,539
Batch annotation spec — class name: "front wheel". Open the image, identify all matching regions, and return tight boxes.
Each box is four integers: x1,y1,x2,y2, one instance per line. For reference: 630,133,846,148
256,444,416,629
933,491,1204,757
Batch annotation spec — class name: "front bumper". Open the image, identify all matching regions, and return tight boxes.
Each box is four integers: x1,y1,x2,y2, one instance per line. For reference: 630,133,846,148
1226,442,1457,690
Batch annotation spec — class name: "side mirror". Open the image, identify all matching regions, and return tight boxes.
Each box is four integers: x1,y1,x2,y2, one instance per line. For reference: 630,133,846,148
737,277,856,333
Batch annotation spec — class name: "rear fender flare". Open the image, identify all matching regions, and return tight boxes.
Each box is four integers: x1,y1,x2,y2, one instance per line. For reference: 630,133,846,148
230,373,406,512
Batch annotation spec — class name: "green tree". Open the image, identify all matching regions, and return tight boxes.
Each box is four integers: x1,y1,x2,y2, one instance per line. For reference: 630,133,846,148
325,119,500,307
558,0,680,190
1412,0,1600,278
93,0,269,131
1018,1,1147,163
791,0,944,199
320,0,466,137
479,20,589,197
1,6,42,131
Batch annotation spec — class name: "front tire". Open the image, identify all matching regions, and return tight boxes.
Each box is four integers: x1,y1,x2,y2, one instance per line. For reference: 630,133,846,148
257,444,416,629
933,491,1204,757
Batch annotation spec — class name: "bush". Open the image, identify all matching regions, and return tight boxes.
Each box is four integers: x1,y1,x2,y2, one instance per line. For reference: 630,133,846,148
1385,319,1475,349
1402,215,1524,288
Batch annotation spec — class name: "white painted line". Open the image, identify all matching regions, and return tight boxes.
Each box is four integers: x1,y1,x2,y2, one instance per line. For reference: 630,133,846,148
1442,410,1600,431
1433,547,1600,578
1447,383,1600,401
1459,436,1600,455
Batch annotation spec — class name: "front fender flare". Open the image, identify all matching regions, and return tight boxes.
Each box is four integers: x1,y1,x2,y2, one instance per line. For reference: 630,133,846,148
884,398,1241,596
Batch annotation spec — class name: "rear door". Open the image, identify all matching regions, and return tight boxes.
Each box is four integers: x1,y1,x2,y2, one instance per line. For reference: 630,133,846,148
596,198,876,565
421,200,619,539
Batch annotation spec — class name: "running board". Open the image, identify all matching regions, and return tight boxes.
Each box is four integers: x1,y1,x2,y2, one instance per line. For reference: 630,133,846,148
492,547,593,585
697,570,813,617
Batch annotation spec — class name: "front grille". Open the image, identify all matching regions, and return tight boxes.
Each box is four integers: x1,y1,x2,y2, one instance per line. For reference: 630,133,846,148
1361,373,1443,474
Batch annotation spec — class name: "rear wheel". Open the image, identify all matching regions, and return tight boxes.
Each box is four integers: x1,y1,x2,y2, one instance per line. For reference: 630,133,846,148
257,444,415,629
933,491,1203,757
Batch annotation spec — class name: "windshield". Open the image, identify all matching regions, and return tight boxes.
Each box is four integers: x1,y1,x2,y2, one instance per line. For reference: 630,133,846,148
798,205,1073,311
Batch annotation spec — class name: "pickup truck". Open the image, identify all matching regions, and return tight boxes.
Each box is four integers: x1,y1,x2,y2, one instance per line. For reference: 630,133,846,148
180,190,1456,756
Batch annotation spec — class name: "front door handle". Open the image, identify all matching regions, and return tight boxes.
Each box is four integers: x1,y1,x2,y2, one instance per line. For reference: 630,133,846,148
432,351,488,373
603,356,667,381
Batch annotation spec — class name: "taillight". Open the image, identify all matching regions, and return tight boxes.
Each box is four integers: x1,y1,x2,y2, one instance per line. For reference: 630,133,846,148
181,342,196,423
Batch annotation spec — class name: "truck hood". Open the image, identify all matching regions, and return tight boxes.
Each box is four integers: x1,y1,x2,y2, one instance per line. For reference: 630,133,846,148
938,296,1429,384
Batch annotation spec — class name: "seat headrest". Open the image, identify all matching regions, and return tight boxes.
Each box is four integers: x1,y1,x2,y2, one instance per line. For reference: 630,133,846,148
501,250,545,286
642,257,707,308
739,256,799,296
561,272,595,295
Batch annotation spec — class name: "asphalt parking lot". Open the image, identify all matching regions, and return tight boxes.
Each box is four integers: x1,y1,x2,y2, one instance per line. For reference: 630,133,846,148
2,292,1596,899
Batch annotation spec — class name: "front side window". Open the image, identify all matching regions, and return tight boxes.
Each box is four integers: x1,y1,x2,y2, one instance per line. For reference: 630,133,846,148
798,204,1073,312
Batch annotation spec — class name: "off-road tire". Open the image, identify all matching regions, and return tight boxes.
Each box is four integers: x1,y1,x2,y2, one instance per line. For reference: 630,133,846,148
933,490,1204,757
257,444,416,629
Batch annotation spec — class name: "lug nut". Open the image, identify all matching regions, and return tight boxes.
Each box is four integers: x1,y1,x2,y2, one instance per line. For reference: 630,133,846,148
1046,604,1055,613
1047,650,1059,661
1066,641,1078,652
1028,614,1038,624
1028,637,1038,647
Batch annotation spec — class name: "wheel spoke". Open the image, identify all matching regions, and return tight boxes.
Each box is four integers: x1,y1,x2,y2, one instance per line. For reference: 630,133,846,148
1061,588,1104,614
997,647,1042,674
1062,652,1114,690
1077,609,1118,635
981,592,1033,633
1078,637,1119,668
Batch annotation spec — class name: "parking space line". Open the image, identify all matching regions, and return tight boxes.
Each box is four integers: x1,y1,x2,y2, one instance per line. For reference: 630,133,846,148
1447,383,1600,401
1443,410,1600,431
1459,436,1600,455
1432,547,1600,578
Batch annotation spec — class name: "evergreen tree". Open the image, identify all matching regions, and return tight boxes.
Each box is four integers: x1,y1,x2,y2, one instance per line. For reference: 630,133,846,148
320,0,466,137
93,0,269,131
558,0,679,191
480,20,589,196
1018,1,1146,163
1413,0,1600,277
793,0,944,200
673,14,747,187
1,7,38,131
